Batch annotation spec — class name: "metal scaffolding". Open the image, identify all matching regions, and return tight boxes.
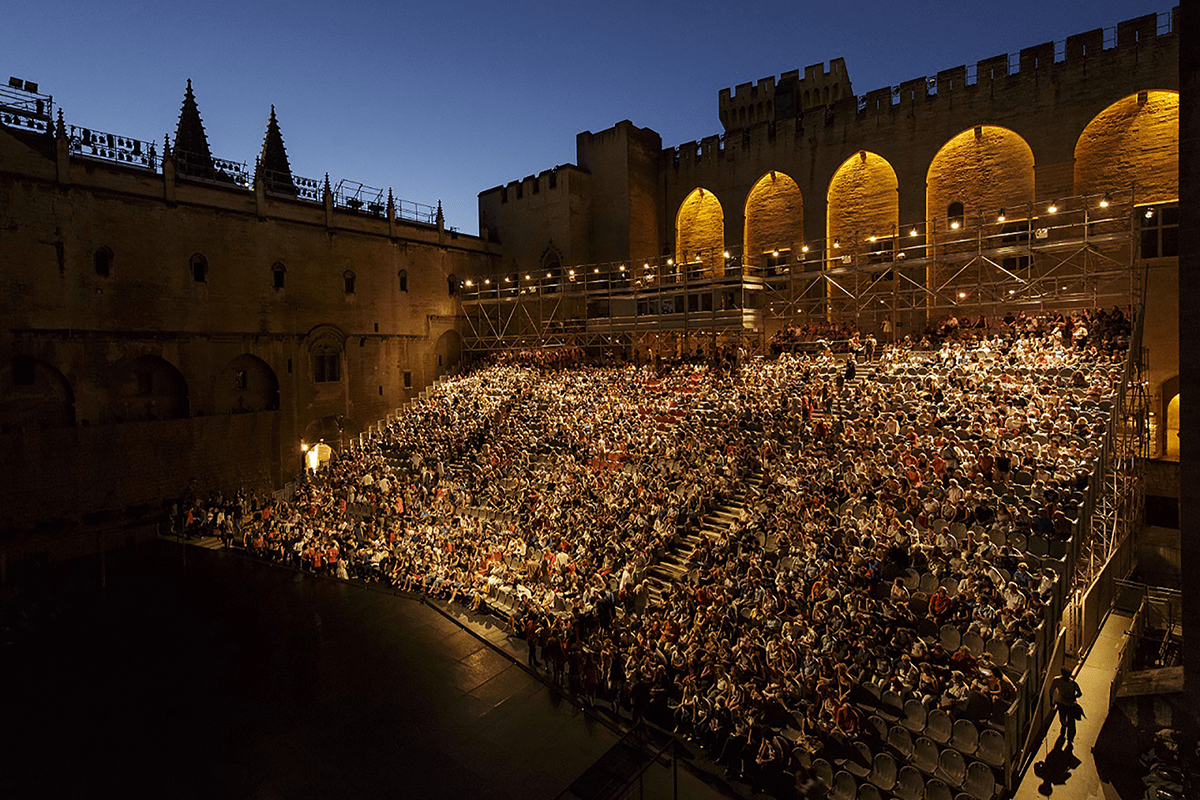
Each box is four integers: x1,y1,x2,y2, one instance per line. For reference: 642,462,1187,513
459,189,1146,355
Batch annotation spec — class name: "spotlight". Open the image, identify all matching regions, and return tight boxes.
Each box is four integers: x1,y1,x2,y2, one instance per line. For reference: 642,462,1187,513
504,276,511,282
909,227,918,237
723,251,730,259
773,249,780,256
801,244,809,253
833,238,840,248
1009,289,1015,295
594,268,600,273
868,233,877,243
619,264,626,272
1144,207,1155,219
1047,201,1058,214
667,258,674,266
525,274,531,280
484,279,490,285
950,220,960,230
958,291,967,299
997,209,1006,222
465,279,473,287
568,269,575,276
1099,193,1111,208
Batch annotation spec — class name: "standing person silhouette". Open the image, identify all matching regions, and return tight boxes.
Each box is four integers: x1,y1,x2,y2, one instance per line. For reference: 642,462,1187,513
1051,668,1083,745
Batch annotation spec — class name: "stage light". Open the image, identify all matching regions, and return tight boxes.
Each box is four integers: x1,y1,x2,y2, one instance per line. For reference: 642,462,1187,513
1099,193,1111,208
465,279,473,287
723,251,730,259
594,268,600,273
997,209,1006,222
950,220,960,230
833,238,840,248
868,233,877,242
1144,207,1155,219
667,258,674,266
909,228,918,237
801,244,809,253
958,291,967,299
1048,201,1058,214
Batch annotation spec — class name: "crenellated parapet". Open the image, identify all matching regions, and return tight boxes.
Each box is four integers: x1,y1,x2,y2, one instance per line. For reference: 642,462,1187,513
677,9,1178,177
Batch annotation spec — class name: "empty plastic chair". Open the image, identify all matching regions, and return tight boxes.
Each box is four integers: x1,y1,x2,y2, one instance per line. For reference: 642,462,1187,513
1028,536,1049,557
895,766,924,800
964,691,993,723
913,736,940,775
814,757,835,788
962,630,985,656
1008,641,1029,674
869,751,898,791
985,638,1009,665
889,724,914,758
925,708,953,745
940,625,962,652
925,776,953,800
902,699,928,733
881,690,906,720
938,748,967,788
904,568,921,590
834,770,858,800
977,729,1005,767
941,577,961,597
868,714,889,741
920,572,939,594
857,783,883,800
950,718,979,755
964,760,997,800
845,742,873,778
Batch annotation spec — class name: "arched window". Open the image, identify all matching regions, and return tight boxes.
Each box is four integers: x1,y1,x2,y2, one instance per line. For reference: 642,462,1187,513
947,201,965,229
272,262,286,290
94,247,112,277
343,270,356,294
190,253,208,283
398,269,408,292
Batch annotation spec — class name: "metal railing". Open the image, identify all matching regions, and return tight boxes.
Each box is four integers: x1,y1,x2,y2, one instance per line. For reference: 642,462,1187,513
69,126,159,170
175,150,251,187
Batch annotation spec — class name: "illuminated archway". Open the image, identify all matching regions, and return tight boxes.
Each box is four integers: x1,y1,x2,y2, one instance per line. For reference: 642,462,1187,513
926,126,1034,238
744,171,803,274
827,151,899,261
1166,392,1179,460
675,188,725,278
1074,90,1179,205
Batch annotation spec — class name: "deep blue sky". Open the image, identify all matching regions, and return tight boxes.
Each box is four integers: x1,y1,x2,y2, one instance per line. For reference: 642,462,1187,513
2,1,1169,234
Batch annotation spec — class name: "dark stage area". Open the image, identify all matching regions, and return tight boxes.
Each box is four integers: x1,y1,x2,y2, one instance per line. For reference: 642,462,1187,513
0,542,625,799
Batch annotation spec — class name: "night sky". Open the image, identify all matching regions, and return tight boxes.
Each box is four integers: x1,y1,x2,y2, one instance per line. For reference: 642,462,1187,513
1,1,1169,234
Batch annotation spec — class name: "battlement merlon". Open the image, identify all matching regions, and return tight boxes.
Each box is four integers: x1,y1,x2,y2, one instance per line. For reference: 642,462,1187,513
714,8,1175,134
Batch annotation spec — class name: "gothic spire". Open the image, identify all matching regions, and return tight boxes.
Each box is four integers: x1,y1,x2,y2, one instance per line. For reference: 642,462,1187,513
173,79,213,176
258,104,295,195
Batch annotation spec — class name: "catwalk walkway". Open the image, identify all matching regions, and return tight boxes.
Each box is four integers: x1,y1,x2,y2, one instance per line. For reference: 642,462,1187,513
1013,610,1136,800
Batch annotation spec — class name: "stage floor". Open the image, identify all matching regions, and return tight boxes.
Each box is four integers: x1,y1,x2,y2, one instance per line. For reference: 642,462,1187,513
1,543,627,799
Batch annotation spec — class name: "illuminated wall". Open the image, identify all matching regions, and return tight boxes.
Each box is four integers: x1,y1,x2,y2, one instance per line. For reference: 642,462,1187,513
826,151,899,252
744,171,804,269
926,126,1034,233
1074,90,1179,205
676,188,725,277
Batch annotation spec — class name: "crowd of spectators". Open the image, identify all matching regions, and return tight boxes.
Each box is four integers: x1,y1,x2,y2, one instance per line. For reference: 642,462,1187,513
177,307,1130,797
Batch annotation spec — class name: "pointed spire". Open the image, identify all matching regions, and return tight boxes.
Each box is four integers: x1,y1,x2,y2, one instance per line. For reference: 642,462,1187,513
162,133,172,160
173,78,213,176
323,173,332,195
258,104,295,195
435,200,444,228
55,109,66,139
387,188,395,213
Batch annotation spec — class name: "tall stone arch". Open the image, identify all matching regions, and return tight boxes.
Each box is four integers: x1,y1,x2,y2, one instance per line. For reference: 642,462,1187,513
675,188,725,278
214,354,280,413
744,171,804,274
1074,90,1179,206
